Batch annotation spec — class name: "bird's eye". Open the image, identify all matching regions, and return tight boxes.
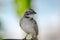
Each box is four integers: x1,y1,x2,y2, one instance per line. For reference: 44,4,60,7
25,11,30,15
26,13,29,15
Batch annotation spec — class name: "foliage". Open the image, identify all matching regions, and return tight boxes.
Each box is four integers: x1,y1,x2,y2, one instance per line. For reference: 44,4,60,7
0,35,3,40
0,19,2,30
15,0,31,17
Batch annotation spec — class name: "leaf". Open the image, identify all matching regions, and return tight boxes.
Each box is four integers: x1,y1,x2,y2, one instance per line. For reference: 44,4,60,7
15,0,31,17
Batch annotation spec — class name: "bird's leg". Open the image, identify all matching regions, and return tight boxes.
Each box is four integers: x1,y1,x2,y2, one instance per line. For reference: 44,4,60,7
26,34,28,39
26,34,32,40
31,33,38,40
22,34,28,40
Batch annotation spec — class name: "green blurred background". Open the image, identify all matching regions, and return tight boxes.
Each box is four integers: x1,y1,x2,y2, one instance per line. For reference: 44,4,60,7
0,0,32,39
0,0,31,40
15,0,31,17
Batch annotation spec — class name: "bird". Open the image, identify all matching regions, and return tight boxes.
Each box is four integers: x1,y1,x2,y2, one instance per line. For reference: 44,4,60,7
20,9,38,40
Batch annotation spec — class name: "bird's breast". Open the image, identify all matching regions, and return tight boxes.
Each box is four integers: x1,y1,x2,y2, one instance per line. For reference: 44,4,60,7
20,18,36,33
21,18,35,29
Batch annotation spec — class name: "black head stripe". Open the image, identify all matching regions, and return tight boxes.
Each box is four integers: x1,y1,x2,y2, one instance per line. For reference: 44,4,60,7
29,9,36,14
29,9,33,11
25,11,30,15
25,16,29,18
25,13,29,15
25,9,36,15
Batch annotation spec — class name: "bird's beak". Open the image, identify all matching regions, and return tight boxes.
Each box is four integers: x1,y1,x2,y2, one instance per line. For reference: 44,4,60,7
33,12,36,14
34,12,36,14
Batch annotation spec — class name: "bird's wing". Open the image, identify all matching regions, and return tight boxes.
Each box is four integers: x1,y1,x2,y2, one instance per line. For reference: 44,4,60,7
20,17,23,27
33,19,38,35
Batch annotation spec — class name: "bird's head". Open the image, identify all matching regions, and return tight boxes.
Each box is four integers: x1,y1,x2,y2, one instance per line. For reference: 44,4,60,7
24,9,36,18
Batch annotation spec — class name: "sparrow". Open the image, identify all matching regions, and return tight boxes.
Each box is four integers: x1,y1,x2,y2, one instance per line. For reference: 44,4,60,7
20,9,38,40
